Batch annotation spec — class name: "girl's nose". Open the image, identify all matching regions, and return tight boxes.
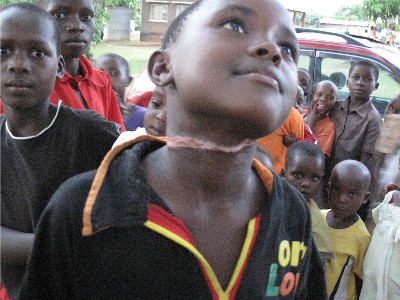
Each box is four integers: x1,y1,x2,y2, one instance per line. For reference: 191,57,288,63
248,40,282,65
7,51,31,73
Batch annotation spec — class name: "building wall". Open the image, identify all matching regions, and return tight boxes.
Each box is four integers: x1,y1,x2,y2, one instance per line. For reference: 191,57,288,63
140,0,195,42
319,19,369,36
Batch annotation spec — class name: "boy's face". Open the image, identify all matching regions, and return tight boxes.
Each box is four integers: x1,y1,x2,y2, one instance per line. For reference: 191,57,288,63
385,96,400,115
346,65,378,102
166,0,299,139
282,153,324,200
144,87,167,136
42,0,95,58
295,86,304,114
312,83,336,115
0,8,64,110
328,167,369,219
297,70,310,95
97,57,132,101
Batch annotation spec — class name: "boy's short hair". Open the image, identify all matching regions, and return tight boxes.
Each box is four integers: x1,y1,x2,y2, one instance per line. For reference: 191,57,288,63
97,53,130,72
349,59,379,81
161,0,204,50
1,3,61,56
332,160,371,186
312,80,339,98
286,141,325,168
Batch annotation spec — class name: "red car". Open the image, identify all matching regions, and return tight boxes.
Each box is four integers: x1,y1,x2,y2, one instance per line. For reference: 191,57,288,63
297,27,400,116
128,28,400,117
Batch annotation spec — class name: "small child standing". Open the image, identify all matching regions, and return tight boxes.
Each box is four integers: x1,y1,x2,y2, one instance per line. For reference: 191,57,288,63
294,85,305,114
297,68,311,98
359,95,400,299
281,141,333,264
96,53,147,131
375,93,400,200
322,160,372,300
304,80,338,158
360,189,400,300
113,86,167,147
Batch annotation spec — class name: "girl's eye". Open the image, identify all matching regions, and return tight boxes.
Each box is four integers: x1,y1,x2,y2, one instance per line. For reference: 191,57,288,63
279,42,297,60
32,49,46,58
0,47,11,56
151,100,162,109
349,191,357,197
82,14,94,21
293,172,302,179
110,71,120,77
54,12,66,20
311,176,320,182
222,19,245,33
332,187,340,193
280,45,292,55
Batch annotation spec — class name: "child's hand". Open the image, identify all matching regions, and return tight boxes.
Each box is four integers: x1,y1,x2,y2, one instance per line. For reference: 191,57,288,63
384,182,400,194
389,190,400,207
283,134,297,147
309,101,326,120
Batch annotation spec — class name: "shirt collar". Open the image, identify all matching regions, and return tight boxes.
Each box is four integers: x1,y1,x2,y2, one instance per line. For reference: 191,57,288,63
337,96,373,118
59,56,104,87
81,136,275,236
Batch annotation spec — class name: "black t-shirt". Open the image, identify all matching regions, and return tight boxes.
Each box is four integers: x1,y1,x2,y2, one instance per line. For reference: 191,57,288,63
20,138,328,300
1,104,120,298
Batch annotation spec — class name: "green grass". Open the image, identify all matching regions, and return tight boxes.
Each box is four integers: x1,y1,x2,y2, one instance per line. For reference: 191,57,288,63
91,40,159,78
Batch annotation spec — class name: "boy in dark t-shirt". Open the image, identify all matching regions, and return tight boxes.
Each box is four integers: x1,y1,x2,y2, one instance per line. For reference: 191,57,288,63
0,4,120,299
20,1,327,299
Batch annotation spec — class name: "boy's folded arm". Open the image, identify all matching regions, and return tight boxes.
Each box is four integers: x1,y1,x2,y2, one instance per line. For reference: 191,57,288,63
0,226,34,266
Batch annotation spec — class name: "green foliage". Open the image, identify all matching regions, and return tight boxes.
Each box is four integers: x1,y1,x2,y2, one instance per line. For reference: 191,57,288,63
0,0,33,7
363,0,400,26
334,5,366,21
103,0,133,6
305,13,321,28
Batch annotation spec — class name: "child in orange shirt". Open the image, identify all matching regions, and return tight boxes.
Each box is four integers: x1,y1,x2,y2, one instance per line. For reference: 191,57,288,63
304,80,338,158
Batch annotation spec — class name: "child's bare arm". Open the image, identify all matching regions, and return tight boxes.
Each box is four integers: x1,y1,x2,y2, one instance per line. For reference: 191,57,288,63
389,190,400,206
385,182,400,194
283,133,297,147
1,226,34,265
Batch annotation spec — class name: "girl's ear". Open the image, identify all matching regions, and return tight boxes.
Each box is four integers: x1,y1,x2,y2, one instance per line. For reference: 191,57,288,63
148,50,174,87
56,55,65,79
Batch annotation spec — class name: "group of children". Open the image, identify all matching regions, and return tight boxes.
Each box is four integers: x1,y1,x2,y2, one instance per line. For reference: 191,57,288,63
0,0,399,299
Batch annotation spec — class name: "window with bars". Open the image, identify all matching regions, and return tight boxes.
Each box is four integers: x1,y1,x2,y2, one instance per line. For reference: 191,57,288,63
149,4,168,22
175,5,188,17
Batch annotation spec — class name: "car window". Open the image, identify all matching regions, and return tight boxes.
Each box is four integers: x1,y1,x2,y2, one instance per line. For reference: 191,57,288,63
320,57,350,100
315,51,400,116
298,55,310,71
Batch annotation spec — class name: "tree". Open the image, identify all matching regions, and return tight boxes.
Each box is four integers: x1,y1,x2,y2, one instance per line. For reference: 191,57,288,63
334,5,366,21
363,0,400,27
305,12,322,28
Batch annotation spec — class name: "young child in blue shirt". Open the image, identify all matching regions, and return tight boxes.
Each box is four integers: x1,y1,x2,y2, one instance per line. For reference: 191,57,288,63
96,53,147,131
